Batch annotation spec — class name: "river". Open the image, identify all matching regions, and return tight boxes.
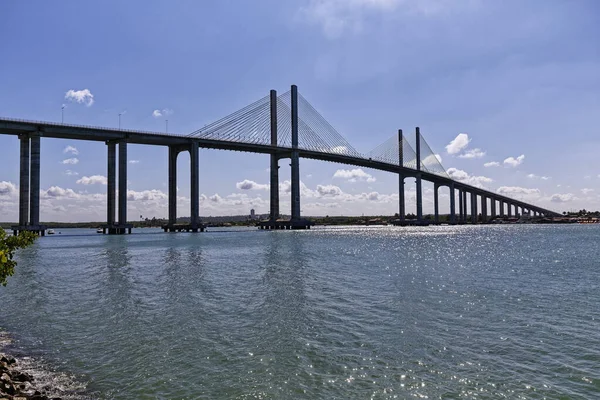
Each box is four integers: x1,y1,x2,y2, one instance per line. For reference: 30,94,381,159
1,225,599,398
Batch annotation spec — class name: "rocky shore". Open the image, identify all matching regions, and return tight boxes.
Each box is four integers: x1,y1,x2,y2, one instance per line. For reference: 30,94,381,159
0,354,61,400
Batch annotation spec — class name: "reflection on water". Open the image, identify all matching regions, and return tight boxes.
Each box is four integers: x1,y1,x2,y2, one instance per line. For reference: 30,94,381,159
0,225,599,399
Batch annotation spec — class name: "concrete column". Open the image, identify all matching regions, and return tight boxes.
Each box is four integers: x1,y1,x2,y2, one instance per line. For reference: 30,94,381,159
398,175,405,220
449,183,456,224
118,141,127,226
507,203,512,218
398,129,405,221
463,190,468,222
459,190,463,222
29,135,40,226
107,142,116,225
491,198,496,219
270,89,279,221
500,201,505,217
471,192,478,224
434,183,439,223
18,135,30,226
479,196,485,223
168,146,178,225
290,85,301,221
415,127,423,222
190,143,199,229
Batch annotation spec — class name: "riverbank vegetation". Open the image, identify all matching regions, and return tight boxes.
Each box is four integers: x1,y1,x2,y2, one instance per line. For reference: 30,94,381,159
0,228,37,286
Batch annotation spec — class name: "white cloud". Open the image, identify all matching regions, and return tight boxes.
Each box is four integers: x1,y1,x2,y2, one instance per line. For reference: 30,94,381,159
497,186,541,199
484,161,500,167
127,189,167,202
447,167,492,188
581,188,594,195
236,179,269,191
42,186,80,199
316,184,344,197
76,175,107,185
64,170,79,176
550,193,576,203
129,160,140,164
300,0,444,39
527,174,551,180
458,148,485,159
422,154,443,168
152,108,173,118
503,154,525,167
333,168,376,182
445,133,470,155
63,145,79,155
65,89,94,107
61,158,79,165
0,181,17,197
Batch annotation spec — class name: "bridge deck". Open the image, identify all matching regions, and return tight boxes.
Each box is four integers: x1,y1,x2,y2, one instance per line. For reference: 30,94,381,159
0,117,559,217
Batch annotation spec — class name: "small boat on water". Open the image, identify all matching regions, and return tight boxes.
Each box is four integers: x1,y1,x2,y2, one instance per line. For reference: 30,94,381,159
96,228,103,234
47,229,55,235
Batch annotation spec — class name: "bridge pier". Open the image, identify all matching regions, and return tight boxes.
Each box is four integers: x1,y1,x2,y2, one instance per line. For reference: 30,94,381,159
481,196,487,223
168,146,178,226
471,192,478,224
490,198,496,220
463,190,468,223
269,90,280,221
415,127,423,223
12,133,46,236
397,129,405,221
102,140,132,234
291,85,301,221
434,183,439,223
18,135,29,227
449,183,456,224
190,142,200,230
259,85,311,230
458,189,463,224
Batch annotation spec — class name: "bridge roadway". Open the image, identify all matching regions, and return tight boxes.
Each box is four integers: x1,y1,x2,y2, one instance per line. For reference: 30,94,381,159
0,110,559,234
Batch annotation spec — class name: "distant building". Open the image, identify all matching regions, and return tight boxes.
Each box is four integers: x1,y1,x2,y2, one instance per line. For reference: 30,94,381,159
250,209,256,219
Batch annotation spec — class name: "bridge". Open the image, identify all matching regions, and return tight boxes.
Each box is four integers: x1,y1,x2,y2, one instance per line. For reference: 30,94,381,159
1,85,559,235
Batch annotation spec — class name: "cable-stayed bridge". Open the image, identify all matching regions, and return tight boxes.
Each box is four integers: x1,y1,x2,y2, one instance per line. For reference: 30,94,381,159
0,85,559,235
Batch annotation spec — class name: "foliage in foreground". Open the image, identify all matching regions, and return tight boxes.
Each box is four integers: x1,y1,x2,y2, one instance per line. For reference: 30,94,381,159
0,228,37,286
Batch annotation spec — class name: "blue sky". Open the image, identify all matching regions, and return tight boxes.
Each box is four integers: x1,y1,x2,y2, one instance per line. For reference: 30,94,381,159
1,0,599,221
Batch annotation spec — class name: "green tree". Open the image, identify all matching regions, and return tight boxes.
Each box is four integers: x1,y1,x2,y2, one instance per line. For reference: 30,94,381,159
0,228,37,286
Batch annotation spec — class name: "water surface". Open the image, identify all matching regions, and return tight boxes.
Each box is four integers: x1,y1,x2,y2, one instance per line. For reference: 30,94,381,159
1,225,599,398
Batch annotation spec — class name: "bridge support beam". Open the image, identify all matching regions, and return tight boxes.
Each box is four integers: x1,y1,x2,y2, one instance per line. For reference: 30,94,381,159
168,146,178,226
415,127,423,223
291,85,301,221
29,134,40,227
107,141,116,226
270,90,279,221
458,188,463,223
102,140,132,234
12,134,46,236
481,196,487,223
398,175,405,221
190,143,200,231
118,141,128,227
463,190,468,223
449,183,456,224
507,203,512,218
398,130,405,221
471,192,478,224
434,183,439,223
491,198,496,220
18,135,30,227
